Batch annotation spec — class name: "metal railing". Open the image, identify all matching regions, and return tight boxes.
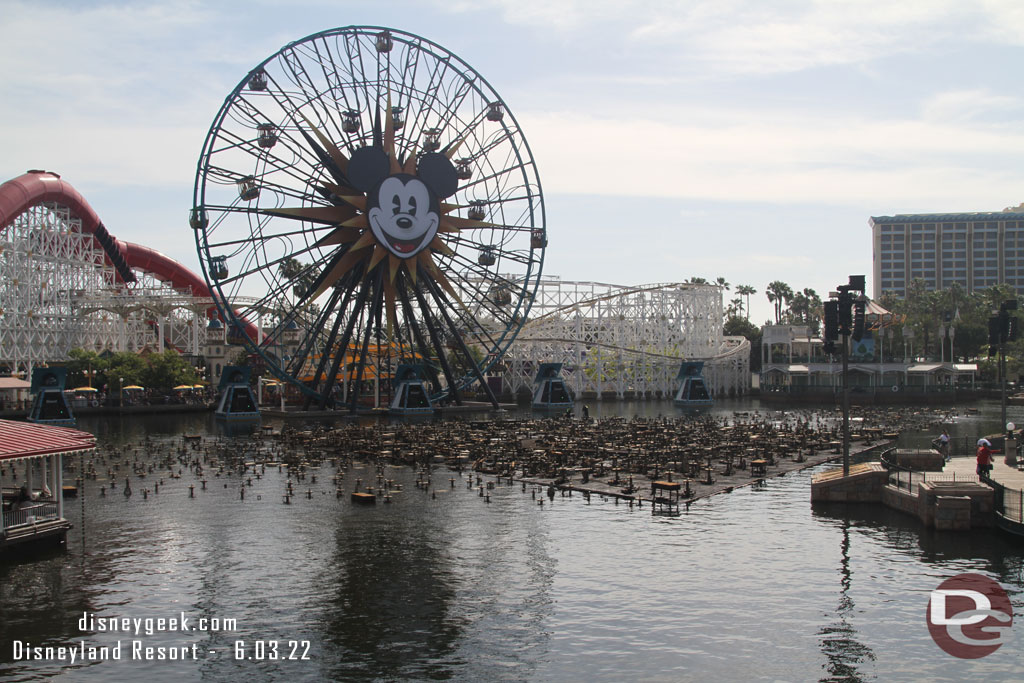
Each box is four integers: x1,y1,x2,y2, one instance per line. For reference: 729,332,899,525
886,469,978,493
881,448,978,494
2,502,59,529
1001,486,1024,524
981,473,1024,525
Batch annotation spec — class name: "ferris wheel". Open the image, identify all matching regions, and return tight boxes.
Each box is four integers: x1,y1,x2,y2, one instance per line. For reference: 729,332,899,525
191,26,545,409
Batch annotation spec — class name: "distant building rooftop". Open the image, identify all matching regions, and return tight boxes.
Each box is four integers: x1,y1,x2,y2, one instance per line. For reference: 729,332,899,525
870,212,1024,224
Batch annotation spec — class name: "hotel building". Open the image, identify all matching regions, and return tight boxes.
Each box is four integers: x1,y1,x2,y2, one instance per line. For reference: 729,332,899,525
870,210,1024,298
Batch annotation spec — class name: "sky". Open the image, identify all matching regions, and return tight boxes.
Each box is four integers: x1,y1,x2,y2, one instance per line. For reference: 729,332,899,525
3,0,1024,326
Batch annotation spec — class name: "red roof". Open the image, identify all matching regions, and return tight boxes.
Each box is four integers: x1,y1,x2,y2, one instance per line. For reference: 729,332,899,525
0,419,96,461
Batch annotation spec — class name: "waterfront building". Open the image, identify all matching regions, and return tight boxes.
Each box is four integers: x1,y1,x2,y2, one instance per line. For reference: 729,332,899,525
870,208,1024,298
0,419,95,553
759,322,976,401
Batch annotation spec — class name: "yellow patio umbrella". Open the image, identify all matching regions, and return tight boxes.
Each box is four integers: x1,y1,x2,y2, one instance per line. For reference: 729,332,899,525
72,386,98,392
123,385,145,391
172,385,193,391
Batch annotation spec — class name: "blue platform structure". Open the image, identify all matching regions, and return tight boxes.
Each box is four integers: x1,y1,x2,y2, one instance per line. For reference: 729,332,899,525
532,363,573,411
27,368,76,427
215,366,260,420
389,364,436,415
673,361,713,408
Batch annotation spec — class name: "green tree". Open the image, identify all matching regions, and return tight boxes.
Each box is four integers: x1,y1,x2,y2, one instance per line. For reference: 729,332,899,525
727,295,744,319
140,350,200,390
64,348,106,388
786,287,823,335
105,352,147,389
278,257,317,298
765,281,793,324
724,315,762,372
735,284,756,320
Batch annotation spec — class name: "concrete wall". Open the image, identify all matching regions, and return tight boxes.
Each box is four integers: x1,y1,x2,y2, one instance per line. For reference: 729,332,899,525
811,469,889,503
892,449,944,472
814,463,994,529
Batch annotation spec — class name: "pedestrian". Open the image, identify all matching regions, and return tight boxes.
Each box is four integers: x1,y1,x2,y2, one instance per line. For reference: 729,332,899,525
932,429,951,461
976,438,998,477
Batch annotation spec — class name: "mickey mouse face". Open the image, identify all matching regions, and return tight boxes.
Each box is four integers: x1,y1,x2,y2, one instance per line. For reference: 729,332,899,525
346,145,460,261
367,175,439,258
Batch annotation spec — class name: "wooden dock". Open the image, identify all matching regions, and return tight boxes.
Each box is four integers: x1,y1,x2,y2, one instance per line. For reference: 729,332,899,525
521,441,893,505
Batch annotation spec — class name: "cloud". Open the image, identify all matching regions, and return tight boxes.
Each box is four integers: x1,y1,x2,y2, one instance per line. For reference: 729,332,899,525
518,108,1024,208
921,89,1024,123
441,0,1024,75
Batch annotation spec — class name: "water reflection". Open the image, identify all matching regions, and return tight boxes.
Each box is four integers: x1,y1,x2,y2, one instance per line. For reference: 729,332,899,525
318,512,461,680
817,518,875,683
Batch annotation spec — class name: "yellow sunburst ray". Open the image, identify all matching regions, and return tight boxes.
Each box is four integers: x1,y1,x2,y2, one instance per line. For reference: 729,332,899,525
347,230,376,251
388,254,402,284
418,252,463,305
402,152,417,175
262,205,357,224
383,90,401,174
429,236,453,256
335,195,366,211
444,133,468,160
298,111,350,174
320,181,362,200
309,248,370,300
340,215,371,230
368,244,388,272
315,226,362,247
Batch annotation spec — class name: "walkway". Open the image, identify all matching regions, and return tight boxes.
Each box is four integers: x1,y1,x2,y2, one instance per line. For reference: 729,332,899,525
943,451,1024,489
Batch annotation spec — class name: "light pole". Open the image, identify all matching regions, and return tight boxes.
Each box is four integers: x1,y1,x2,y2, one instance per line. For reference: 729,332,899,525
824,275,866,477
990,300,1018,431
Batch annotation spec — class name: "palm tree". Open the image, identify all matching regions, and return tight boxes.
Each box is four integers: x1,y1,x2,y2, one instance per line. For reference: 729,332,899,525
765,281,793,324
715,276,730,291
736,284,756,320
728,295,745,318
802,287,823,335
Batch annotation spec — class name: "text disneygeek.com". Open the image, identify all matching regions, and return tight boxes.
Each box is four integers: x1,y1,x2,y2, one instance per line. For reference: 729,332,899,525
8,611,309,664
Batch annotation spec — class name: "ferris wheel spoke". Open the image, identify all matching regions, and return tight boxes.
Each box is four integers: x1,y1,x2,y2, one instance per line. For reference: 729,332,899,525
342,274,384,412
456,159,530,198
409,281,462,404
311,276,372,408
290,284,350,384
297,284,354,407
423,277,499,406
434,81,481,141
395,282,436,381
202,222,331,252
261,71,349,165
401,54,459,150
214,239,334,288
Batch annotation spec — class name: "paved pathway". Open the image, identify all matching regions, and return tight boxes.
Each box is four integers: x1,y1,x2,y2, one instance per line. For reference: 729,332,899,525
944,450,1024,490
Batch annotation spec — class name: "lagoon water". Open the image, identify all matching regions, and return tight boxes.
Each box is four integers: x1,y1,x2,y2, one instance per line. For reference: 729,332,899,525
2,399,1023,681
